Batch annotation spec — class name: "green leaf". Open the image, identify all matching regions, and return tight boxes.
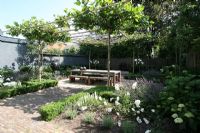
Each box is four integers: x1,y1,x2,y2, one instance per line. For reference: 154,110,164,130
75,0,81,6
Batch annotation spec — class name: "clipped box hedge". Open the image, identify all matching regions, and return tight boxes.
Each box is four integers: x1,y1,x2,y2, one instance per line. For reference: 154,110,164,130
0,79,58,99
39,86,115,121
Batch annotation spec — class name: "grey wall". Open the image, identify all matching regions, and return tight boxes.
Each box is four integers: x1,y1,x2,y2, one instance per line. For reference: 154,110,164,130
0,35,26,70
0,35,89,69
44,55,89,66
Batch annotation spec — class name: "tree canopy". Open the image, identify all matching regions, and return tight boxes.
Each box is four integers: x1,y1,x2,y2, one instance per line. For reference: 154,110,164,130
6,17,70,80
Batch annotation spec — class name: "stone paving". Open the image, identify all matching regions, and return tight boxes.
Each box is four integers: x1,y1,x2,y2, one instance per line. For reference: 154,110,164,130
0,79,95,133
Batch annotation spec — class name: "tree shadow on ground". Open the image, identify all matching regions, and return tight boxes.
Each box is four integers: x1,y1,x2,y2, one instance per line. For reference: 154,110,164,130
0,86,84,115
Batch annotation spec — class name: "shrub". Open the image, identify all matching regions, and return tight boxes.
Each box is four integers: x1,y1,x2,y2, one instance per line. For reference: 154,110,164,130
0,79,58,99
40,92,87,121
102,115,114,129
0,66,14,81
39,86,115,121
114,91,133,116
156,74,200,132
121,120,136,133
65,109,78,120
43,66,53,73
63,68,71,77
42,72,54,79
83,112,95,124
124,73,142,80
19,65,32,73
75,93,103,109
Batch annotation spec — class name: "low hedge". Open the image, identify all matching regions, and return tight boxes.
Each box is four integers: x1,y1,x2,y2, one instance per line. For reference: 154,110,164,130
39,86,115,121
0,79,58,99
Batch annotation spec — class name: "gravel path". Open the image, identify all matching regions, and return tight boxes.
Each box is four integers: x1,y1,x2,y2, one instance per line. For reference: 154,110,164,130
0,79,94,133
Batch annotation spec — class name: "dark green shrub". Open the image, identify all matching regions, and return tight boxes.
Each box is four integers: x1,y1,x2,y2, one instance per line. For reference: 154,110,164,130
124,73,142,80
156,74,200,132
102,115,114,129
86,86,114,96
60,67,71,77
39,92,86,121
121,120,136,133
0,80,58,99
0,66,14,81
43,66,53,73
19,65,32,73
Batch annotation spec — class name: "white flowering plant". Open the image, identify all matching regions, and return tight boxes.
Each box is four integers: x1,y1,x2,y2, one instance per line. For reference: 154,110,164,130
156,74,200,132
113,90,133,116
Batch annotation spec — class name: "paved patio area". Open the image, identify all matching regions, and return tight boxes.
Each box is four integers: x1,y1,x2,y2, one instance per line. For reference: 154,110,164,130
0,79,94,133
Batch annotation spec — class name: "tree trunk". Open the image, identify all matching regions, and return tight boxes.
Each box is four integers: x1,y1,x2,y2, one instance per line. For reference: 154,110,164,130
107,32,111,86
132,49,135,74
38,44,42,81
89,49,91,69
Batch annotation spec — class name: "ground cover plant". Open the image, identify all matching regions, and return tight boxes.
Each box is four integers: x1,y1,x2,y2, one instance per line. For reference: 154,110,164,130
83,112,95,124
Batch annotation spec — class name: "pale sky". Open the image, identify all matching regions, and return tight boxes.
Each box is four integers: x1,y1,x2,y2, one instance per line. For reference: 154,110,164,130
0,0,76,31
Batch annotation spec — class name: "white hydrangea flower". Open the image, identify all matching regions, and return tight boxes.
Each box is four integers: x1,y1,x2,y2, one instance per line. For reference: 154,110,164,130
145,129,151,133
80,106,87,111
178,104,185,108
115,101,120,106
116,96,120,102
136,111,140,114
136,116,142,124
134,100,141,108
6,78,11,82
143,118,149,124
131,108,135,112
140,108,144,112
174,117,183,124
103,101,108,106
117,120,121,127
115,84,120,90
126,92,130,96
132,82,138,90
151,109,155,113
110,97,114,102
106,108,112,113
116,112,120,116
172,113,178,118
99,96,102,101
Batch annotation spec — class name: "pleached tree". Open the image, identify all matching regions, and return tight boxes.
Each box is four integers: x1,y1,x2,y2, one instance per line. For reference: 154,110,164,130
69,0,150,86
6,17,70,81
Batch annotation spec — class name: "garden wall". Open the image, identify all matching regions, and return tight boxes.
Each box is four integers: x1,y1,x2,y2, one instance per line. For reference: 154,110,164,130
0,35,89,69
0,35,26,70
43,54,89,66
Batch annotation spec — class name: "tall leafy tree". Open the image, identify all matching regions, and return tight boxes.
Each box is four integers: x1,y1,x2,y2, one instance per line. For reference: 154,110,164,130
70,0,150,85
6,17,70,81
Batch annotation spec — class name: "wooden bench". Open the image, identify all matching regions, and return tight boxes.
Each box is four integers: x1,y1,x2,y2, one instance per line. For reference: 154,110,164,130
69,75,88,83
87,76,113,86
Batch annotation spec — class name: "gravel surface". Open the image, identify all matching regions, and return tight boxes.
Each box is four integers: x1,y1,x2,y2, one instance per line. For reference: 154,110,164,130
0,79,94,133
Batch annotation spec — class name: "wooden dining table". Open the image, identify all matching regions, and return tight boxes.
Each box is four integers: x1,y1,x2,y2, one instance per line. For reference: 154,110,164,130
70,69,121,86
